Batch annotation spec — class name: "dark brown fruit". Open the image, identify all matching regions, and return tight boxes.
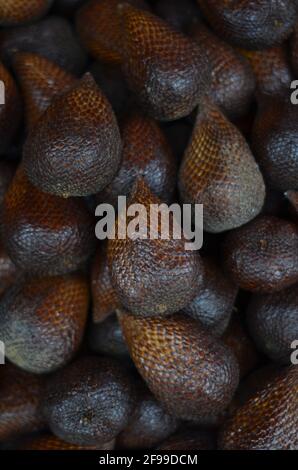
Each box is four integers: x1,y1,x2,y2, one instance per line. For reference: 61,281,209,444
0,243,17,297
182,258,238,337
43,356,136,446
118,311,239,422
241,46,293,95
13,52,76,132
190,23,255,118
55,0,86,15
97,113,177,207
223,315,259,379
117,385,178,449
291,20,298,76
219,366,298,450
91,244,120,323
155,0,201,33
158,429,216,450
0,0,53,26
178,99,265,233
23,74,122,197
19,434,115,450
0,363,45,441
247,285,298,364
108,179,204,317
1,167,96,276
286,190,298,215
0,16,87,75
0,274,89,374
0,62,22,153
222,216,298,293
76,0,149,64
252,94,298,191
197,0,297,49
118,3,209,120
0,161,15,204
89,314,129,359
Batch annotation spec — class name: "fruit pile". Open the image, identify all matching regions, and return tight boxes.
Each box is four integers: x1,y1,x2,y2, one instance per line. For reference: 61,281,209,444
0,0,297,451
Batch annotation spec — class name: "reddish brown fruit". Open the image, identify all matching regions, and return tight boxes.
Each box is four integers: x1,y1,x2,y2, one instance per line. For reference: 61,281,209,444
43,356,136,446
1,167,96,276
158,429,216,450
19,434,115,450
0,274,89,374
13,52,76,132
0,62,22,152
197,0,297,49
76,0,149,64
182,258,238,337
118,3,209,120
108,179,204,317
0,243,17,297
97,113,177,207
0,16,87,75
117,385,178,449
191,23,255,118
0,161,15,204
118,311,239,422
252,94,298,191
241,46,293,95
247,285,298,364
219,366,298,450
0,0,53,27
223,316,259,379
0,363,45,441
179,99,265,233
23,74,122,197
91,244,121,323
222,216,298,293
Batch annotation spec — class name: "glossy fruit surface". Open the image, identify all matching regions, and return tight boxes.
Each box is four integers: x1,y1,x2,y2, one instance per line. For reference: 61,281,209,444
0,274,89,373
1,167,96,276
108,179,204,317
179,99,265,233
43,356,136,446
23,74,122,197
119,311,239,422
222,216,298,293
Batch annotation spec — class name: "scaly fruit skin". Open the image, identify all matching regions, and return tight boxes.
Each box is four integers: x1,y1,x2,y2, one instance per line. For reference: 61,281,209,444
247,285,298,364
241,46,293,95
252,94,298,192
182,258,238,337
0,363,46,442
0,0,53,26
108,179,204,317
91,244,120,324
0,243,16,297
190,23,255,119
1,167,96,276
219,366,298,450
117,385,178,449
97,113,177,207
118,3,210,121
179,100,265,233
119,311,239,422
76,0,149,64
197,0,297,50
43,356,136,446
222,216,298,293
0,62,22,153
158,429,216,450
89,314,129,359
23,74,122,197
0,16,87,75
13,52,76,132
0,274,89,374
20,434,115,450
